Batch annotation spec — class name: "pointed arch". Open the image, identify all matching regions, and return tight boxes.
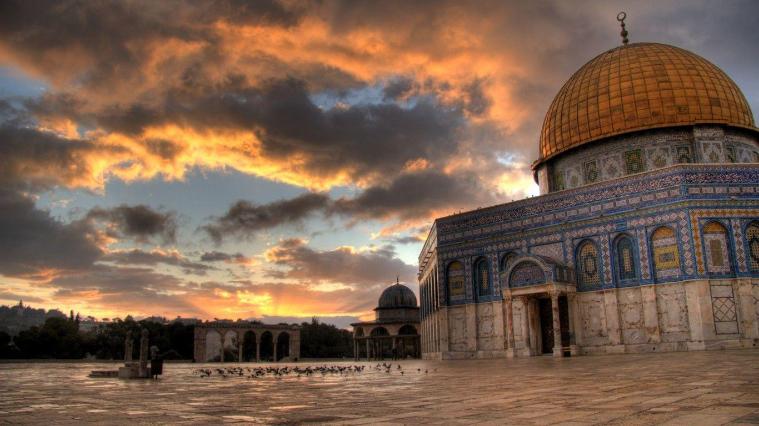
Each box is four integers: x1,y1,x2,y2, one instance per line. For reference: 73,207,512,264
702,221,733,275
746,221,759,273
614,234,638,283
473,256,491,298
651,226,681,280
500,252,517,272
576,240,601,290
446,261,465,301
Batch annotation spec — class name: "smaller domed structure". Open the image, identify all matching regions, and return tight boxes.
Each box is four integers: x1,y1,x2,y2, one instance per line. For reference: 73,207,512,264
351,279,421,361
377,283,418,309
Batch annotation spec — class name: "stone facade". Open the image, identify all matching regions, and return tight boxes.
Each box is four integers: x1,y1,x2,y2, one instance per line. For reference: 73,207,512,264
419,163,759,359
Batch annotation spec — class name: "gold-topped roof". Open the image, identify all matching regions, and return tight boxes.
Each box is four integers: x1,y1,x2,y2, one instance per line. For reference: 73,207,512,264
536,42,756,166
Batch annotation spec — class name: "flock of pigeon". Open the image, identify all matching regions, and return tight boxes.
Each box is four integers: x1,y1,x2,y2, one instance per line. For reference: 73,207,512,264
192,363,435,379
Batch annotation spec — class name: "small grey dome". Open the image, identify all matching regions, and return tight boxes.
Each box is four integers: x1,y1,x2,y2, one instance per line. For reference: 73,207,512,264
377,283,417,309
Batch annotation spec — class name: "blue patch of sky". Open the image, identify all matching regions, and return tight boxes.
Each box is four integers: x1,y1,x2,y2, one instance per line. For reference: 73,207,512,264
309,78,421,111
35,167,423,265
0,66,47,99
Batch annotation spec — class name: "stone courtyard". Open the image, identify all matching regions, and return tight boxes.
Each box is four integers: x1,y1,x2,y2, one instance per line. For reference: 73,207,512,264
1,350,758,425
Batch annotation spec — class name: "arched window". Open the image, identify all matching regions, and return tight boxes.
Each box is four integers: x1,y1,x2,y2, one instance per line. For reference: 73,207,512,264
747,222,759,272
474,257,491,297
703,221,732,275
500,252,516,272
615,235,637,282
447,261,465,299
576,240,601,290
651,227,681,280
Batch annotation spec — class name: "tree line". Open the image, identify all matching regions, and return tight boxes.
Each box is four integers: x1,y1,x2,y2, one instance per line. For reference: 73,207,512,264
0,313,354,360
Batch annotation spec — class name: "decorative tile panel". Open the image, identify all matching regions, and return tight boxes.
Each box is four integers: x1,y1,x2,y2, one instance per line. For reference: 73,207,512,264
447,261,465,300
651,227,681,279
529,242,564,262
577,241,601,291
509,261,546,288
731,219,746,273
625,149,645,174
584,160,599,184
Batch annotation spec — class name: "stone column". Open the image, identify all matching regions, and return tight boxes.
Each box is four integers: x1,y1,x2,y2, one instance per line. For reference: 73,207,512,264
353,338,358,360
366,339,371,360
503,295,516,357
566,292,579,356
551,291,563,357
273,334,278,362
392,337,398,360
139,329,149,377
519,296,532,356
124,330,133,362
238,331,243,362
255,339,260,362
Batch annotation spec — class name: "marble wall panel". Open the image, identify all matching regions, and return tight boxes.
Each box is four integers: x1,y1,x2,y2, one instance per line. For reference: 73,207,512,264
656,284,691,342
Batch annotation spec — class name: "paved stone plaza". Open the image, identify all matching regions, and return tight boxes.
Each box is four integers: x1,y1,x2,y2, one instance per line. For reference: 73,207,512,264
1,350,759,425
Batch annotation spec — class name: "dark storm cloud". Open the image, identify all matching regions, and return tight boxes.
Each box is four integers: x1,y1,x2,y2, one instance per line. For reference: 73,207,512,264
0,121,120,191
0,0,302,88
0,189,102,277
462,78,492,116
202,192,330,243
0,292,45,303
331,169,497,221
386,235,425,245
382,76,417,101
251,79,465,182
203,168,499,241
102,249,212,275
199,251,249,263
265,238,416,285
37,77,468,184
87,205,178,244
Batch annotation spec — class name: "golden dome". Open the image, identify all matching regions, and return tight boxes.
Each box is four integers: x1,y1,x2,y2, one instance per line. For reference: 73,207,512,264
537,43,756,165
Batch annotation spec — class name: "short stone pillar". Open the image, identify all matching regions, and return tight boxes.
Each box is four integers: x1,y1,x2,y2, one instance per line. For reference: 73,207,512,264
139,329,150,377
256,340,260,362
124,330,133,362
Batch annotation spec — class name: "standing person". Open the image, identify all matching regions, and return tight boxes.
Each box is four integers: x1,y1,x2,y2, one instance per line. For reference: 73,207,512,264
150,345,163,379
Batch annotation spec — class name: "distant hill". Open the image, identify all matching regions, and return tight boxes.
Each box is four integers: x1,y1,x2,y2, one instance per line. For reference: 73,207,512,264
0,301,66,336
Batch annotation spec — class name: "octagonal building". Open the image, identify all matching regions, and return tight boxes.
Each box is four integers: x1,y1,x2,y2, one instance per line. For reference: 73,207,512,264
418,38,759,359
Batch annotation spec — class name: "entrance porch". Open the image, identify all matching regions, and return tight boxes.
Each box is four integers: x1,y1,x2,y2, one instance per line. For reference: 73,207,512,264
503,284,580,357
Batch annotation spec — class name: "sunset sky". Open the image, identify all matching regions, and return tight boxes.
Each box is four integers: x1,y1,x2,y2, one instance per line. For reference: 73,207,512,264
0,0,757,328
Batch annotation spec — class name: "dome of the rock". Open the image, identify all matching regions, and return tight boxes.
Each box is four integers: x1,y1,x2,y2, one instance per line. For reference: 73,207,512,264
536,42,756,166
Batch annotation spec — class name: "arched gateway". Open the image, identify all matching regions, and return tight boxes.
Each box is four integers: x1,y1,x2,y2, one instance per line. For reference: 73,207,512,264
193,321,300,362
